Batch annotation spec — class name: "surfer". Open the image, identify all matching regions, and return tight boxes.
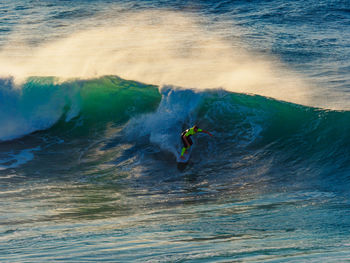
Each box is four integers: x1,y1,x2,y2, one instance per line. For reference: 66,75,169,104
180,125,213,159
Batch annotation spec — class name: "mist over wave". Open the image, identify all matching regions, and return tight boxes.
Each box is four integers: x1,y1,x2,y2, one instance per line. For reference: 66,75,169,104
0,11,315,107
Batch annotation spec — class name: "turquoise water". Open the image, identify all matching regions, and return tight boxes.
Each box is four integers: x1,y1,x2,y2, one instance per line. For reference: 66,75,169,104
1,1,350,262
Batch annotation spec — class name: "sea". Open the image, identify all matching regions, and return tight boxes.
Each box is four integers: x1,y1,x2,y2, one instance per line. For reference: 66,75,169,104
1,0,350,262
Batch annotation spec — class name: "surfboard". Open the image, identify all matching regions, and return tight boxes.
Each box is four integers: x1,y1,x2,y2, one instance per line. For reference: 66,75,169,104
177,147,192,163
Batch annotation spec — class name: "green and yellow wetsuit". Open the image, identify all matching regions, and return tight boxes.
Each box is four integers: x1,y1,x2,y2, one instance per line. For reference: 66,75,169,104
181,127,203,156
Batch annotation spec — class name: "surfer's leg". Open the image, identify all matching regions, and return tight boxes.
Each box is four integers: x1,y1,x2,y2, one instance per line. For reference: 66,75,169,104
181,147,187,156
180,135,193,158
187,137,193,146
181,135,190,148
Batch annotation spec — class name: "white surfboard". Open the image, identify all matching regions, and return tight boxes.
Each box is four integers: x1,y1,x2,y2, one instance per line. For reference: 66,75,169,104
177,147,192,163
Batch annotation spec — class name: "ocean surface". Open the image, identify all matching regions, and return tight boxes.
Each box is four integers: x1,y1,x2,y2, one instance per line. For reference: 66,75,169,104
1,0,350,262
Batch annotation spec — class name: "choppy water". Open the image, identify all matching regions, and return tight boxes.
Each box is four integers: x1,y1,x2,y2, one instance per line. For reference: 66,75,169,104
1,1,350,262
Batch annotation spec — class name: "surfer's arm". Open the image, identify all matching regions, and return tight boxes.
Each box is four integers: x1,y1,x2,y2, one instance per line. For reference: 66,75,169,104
200,129,213,136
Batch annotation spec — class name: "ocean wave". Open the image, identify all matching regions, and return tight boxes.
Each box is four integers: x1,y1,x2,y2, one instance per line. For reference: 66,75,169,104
1,75,350,181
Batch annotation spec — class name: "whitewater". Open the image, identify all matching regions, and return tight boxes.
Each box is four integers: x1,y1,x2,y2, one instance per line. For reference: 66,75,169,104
1,0,350,262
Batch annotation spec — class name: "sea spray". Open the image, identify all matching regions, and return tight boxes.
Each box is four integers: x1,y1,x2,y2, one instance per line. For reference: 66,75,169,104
0,11,313,107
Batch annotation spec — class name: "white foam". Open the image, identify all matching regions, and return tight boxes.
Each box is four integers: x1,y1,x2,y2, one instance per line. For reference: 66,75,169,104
0,79,81,141
125,86,201,155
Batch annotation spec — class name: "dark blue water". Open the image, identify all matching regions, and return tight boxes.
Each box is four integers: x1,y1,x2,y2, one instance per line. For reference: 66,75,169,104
1,1,350,262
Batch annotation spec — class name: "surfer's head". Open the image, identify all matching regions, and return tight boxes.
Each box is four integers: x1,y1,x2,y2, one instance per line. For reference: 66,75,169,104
193,125,199,131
